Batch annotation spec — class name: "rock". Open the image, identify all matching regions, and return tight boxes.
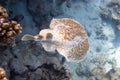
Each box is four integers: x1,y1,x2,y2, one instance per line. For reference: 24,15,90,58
26,0,66,29
5,41,71,79
12,76,26,80
27,63,71,80
23,53,41,70
10,58,28,74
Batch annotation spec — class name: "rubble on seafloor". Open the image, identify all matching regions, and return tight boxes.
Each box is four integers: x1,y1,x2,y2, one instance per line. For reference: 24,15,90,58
100,0,120,20
75,64,120,80
100,0,120,30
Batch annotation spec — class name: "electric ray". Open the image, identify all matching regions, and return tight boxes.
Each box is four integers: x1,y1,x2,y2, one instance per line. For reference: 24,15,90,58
21,18,89,62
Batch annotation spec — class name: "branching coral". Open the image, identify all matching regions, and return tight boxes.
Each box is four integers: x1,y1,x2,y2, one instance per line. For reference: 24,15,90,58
0,6,22,45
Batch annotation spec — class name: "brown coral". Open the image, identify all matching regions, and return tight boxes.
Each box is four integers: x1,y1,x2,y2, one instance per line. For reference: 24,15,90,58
0,67,7,80
0,6,22,45
0,6,8,18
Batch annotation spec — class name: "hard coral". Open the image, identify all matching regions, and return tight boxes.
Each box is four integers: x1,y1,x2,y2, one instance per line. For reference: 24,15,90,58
0,6,22,45
0,6,8,18
0,67,7,80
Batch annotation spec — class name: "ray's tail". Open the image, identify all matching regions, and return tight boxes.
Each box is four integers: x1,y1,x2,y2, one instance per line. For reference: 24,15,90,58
21,34,35,41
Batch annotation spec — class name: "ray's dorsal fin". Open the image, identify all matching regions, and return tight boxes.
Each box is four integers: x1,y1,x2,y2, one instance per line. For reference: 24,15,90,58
21,34,35,41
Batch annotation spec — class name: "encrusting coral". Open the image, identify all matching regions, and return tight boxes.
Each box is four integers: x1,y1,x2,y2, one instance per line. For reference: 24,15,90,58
0,6,22,45
0,67,7,80
22,18,89,62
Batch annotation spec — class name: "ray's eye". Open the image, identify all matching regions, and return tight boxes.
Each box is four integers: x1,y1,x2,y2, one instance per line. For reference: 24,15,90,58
38,35,43,39
46,33,53,39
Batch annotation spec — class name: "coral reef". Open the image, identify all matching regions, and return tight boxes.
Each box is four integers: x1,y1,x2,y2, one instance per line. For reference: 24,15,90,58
0,6,22,45
0,0,120,80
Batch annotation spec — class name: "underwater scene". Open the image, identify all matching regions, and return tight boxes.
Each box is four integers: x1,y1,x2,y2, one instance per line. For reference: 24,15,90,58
0,0,120,80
